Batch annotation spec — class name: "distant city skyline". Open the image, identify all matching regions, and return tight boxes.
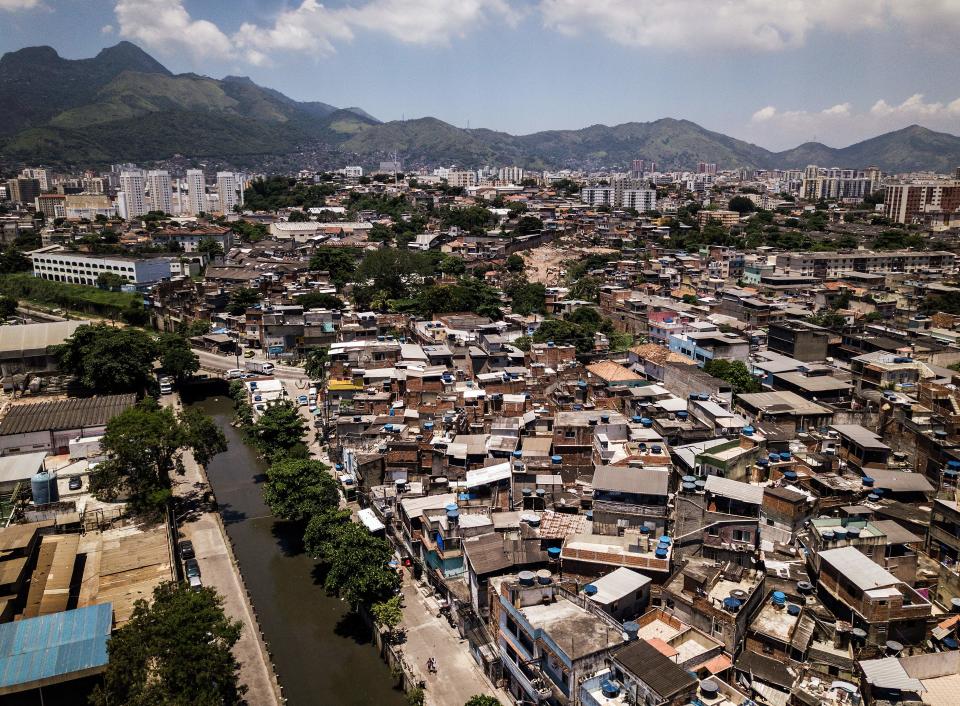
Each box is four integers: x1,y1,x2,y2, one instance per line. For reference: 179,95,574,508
2,0,960,150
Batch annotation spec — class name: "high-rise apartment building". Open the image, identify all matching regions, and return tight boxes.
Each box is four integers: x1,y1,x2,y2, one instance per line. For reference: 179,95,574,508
146,170,173,214
216,172,241,213
698,162,718,175
118,170,147,219
497,166,524,184
801,165,882,201
447,171,477,188
631,160,645,179
184,169,206,215
883,179,960,224
20,168,49,191
621,189,658,212
5,178,41,205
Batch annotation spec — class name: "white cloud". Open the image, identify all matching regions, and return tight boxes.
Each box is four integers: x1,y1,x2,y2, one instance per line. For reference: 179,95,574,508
342,0,522,45
747,95,960,149
0,0,41,10
115,0,234,60
538,0,960,52
101,24,114,34
114,0,520,65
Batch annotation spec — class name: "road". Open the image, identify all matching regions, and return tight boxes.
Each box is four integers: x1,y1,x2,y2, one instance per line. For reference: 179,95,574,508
193,348,306,380
162,394,282,705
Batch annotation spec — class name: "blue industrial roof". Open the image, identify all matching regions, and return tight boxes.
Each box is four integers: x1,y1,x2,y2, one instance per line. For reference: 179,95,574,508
0,603,112,692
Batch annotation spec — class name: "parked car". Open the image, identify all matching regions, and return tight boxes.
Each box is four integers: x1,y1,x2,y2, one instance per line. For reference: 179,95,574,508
188,575,203,592
68,476,82,491
244,350,255,358
184,558,201,578
297,395,308,406
226,368,244,379
159,382,173,395
179,540,195,560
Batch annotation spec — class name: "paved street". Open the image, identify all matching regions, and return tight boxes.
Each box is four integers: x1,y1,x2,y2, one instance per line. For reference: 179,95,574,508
398,575,510,706
164,395,281,706
193,347,306,380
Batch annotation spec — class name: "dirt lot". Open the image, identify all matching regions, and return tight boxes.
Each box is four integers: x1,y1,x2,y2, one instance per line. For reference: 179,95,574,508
522,243,619,285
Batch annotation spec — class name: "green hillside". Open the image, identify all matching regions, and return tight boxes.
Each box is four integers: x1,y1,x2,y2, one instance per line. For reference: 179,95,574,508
2,41,959,172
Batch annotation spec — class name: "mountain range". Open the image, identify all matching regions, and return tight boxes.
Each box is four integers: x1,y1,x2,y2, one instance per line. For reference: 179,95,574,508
2,42,960,173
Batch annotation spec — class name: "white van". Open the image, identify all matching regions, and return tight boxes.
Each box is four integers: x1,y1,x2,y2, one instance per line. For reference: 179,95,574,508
159,382,173,395
226,368,244,379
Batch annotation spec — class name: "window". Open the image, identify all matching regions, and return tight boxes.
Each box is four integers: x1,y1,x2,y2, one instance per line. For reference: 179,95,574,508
708,526,719,536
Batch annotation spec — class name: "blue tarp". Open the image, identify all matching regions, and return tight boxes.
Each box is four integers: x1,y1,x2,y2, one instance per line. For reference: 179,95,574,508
0,603,112,691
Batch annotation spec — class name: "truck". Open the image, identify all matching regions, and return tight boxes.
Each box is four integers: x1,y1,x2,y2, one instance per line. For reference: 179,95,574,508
244,361,275,375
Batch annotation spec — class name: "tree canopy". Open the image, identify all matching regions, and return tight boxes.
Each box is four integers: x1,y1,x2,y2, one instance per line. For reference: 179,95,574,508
312,521,399,606
91,399,226,516
158,333,200,382
90,582,245,706
55,324,158,394
247,402,306,460
702,359,761,395
263,458,339,523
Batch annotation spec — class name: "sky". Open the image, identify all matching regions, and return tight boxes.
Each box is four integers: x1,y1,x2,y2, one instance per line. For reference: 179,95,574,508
2,0,960,151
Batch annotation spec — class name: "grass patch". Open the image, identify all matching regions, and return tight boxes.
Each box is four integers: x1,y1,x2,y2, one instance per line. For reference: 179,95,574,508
0,273,141,319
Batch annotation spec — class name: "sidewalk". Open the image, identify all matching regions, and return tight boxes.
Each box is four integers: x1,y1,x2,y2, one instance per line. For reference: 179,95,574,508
165,395,281,706
398,575,511,706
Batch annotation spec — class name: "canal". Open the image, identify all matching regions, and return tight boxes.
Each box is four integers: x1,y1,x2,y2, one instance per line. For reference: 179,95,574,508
184,387,406,706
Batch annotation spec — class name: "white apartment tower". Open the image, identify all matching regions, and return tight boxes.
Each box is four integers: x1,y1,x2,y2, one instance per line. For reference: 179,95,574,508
118,170,147,219
146,170,173,214
216,172,240,213
184,169,206,215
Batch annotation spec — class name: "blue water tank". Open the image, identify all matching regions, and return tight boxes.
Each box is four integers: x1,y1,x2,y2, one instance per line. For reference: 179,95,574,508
742,426,754,436
783,470,798,481
584,584,598,596
772,591,786,605
551,455,562,464
654,548,668,559
513,450,522,458
31,470,58,505
862,476,875,487
547,547,561,559
677,411,689,420
769,453,780,462
779,451,791,461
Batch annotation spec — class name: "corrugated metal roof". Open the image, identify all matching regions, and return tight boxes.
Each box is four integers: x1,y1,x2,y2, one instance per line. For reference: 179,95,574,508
0,321,89,358
0,395,136,437
704,475,764,505
593,465,669,496
859,657,925,692
819,546,898,591
588,567,651,604
0,452,46,484
0,602,112,693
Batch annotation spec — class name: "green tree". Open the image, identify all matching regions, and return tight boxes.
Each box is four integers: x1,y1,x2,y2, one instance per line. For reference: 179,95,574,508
507,280,546,316
372,595,404,641
90,582,245,706
505,253,525,272
287,210,312,222
317,522,399,606
0,295,17,319
297,292,344,310
513,215,543,235
227,287,260,315
465,697,502,706
303,346,330,384
263,458,339,523
0,247,31,274
55,324,158,394
728,196,756,214
248,402,306,460
97,272,128,291
157,333,200,382
303,508,352,558
569,275,601,303
309,247,362,287
197,238,225,257
513,336,531,352
702,359,761,395
91,399,225,516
